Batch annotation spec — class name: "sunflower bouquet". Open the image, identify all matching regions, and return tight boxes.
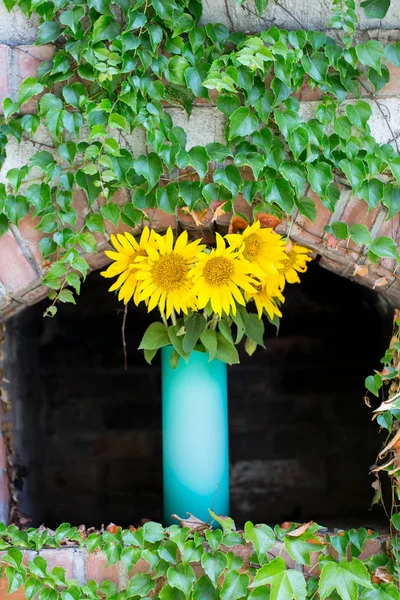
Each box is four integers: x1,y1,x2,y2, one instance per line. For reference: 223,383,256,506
101,222,311,367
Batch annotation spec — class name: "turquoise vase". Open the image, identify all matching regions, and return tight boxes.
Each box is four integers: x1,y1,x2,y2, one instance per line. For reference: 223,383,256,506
161,346,230,525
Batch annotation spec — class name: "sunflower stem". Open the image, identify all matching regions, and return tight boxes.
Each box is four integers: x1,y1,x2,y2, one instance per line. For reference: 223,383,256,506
160,310,168,329
171,308,177,326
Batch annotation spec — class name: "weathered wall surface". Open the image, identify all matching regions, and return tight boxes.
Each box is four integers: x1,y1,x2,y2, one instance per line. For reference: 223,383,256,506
1,2,400,320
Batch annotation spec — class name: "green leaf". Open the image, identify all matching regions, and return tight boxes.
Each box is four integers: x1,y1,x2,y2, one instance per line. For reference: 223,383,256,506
307,162,333,196
215,332,239,365
346,101,372,130
101,203,121,227
179,181,203,210
221,570,250,600
166,56,190,85
168,324,191,361
58,142,77,165
5,195,28,225
188,146,210,182
319,558,373,600
127,573,156,598
301,52,329,83
108,113,129,132
183,312,207,353
167,563,196,598
349,224,373,246
366,374,383,396
356,40,384,73
251,557,307,600
156,186,179,214
228,107,259,140
37,21,61,44
279,162,306,197
384,42,400,68
85,213,105,233
383,184,400,219
193,576,220,600
139,322,170,350
370,236,399,259
358,178,383,210
284,533,324,566
18,77,44,107
217,93,241,117
214,165,243,197
244,522,275,564
39,237,57,257
201,552,228,587
5,567,23,595
360,0,390,19
76,170,101,206
92,15,120,43
267,178,294,214
239,308,265,346
200,329,218,361
330,221,349,240
339,159,366,191
135,153,163,189
295,197,316,222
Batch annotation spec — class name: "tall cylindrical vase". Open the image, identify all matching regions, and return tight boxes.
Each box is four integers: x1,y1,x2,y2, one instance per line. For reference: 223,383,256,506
161,346,229,525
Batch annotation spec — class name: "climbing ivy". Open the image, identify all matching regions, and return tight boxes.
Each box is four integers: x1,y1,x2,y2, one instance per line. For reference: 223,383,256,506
0,512,395,600
0,0,399,312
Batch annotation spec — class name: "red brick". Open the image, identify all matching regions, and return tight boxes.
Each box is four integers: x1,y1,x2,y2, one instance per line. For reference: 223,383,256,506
16,212,45,268
39,549,75,580
147,209,176,232
0,231,38,293
86,551,119,584
16,45,55,82
0,45,10,108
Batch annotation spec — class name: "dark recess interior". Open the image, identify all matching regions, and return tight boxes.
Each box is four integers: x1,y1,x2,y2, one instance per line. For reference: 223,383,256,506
4,261,393,530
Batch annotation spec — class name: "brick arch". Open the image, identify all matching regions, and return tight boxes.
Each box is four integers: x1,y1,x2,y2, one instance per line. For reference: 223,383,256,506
1,188,399,321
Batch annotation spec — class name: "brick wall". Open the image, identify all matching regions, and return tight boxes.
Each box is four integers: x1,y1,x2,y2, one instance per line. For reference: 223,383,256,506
0,535,385,598
1,5,400,316
3,262,392,530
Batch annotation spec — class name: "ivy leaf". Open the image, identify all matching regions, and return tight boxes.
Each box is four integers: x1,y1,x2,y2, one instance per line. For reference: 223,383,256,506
279,162,306,197
167,564,196,598
384,42,400,68
5,567,24,595
301,52,329,83
365,374,383,396
101,203,121,227
156,185,179,214
295,197,317,222
17,77,44,107
358,178,383,211
370,236,399,259
283,533,324,566
179,181,203,210
139,322,170,351
244,522,275,564
307,162,333,196
108,113,129,132
92,15,120,42
134,153,163,189
382,184,400,220
319,558,373,600
339,159,366,191
85,213,105,233
193,576,220,600
228,106,259,140
37,21,61,44
201,552,228,587
346,101,372,130
251,557,307,600
5,195,28,225
214,166,243,198
349,224,373,246
76,170,101,206
221,570,250,600
360,0,390,19
266,178,294,214
356,40,384,73
127,573,156,598
188,146,210,182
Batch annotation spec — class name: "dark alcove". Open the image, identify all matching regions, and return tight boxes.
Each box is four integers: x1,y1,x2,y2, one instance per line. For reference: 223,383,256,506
4,261,392,530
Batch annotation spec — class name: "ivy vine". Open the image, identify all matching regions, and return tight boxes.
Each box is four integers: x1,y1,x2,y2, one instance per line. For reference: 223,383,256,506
0,512,395,600
0,0,399,313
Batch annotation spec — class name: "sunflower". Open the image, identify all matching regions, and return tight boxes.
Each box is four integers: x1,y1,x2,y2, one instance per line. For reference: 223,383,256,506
134,227,205,318
189,233,258,317
101,227,160,304
246,279,285,320
225,220,287,278
278,243,312,289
